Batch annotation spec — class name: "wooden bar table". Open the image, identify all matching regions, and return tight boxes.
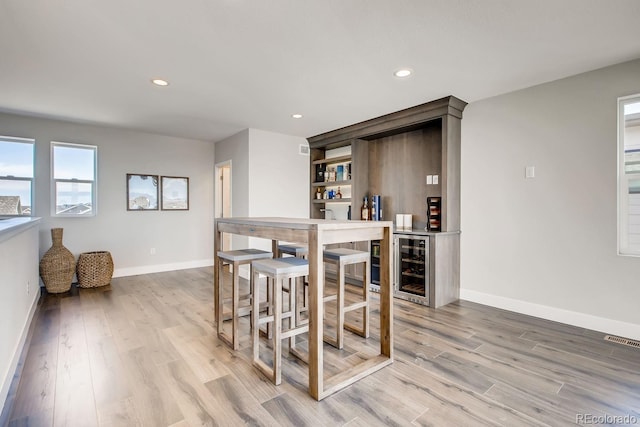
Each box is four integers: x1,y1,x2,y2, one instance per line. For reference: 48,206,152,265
214,217,394,400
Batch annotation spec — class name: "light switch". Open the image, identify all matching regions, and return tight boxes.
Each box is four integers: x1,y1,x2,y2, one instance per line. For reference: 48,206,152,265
426,175,433,185
433,175,439,185
525,166,535,178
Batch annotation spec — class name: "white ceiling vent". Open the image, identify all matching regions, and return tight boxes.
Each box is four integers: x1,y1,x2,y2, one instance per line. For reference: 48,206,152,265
299,144,310,155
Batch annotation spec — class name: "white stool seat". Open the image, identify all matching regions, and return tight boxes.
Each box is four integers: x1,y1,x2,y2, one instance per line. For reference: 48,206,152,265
252,257,308,276
277,243,309,257
323,248,369,263
216,248,273,350
218,249,273,262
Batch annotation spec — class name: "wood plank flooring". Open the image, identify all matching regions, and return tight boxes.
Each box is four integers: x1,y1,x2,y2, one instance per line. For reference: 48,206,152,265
4,267,639,426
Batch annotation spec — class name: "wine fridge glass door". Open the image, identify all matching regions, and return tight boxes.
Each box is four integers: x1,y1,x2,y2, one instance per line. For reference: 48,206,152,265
394,234,429,305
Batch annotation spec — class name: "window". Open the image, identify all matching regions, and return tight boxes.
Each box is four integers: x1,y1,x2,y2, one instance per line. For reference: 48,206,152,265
0,136,35,216
52,142,97,216
618,94,640,255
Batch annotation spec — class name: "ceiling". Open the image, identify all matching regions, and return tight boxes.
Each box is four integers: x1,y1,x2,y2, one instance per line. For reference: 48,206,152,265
1,1,640,143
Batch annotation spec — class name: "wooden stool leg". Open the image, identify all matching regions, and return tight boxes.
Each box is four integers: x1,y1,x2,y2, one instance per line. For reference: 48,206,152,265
266,278,273,339
248,270,254,333
252,269,260,364
231,260,240,350
336,261,345,349
273,277,283,385
362,257,370,338
216,259,224,335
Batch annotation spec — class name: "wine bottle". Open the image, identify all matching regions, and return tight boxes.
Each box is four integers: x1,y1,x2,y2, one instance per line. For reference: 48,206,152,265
361,196,369,221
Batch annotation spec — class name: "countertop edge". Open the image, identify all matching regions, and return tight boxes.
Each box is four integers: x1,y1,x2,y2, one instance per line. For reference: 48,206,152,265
0,217,42,244
393,228,461,236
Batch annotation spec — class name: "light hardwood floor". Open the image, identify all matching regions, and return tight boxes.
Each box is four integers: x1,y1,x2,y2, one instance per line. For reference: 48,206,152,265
3,267,639,426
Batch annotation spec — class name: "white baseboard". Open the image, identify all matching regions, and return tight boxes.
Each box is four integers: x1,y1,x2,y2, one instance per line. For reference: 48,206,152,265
1,291,39,423
460,289,640,341
113,259,213,278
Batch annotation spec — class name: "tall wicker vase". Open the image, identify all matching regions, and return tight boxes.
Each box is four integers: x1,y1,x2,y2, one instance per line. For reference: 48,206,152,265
39,228,75,293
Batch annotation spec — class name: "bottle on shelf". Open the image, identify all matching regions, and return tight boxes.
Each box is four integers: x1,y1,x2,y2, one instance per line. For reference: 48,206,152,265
316,187,322,199
323,188,328,199
348,206,351,220
329,167,336,182
361,196,370,221
336,187,342,199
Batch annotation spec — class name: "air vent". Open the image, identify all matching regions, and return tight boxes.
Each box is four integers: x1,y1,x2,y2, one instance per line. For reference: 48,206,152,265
604,335,640,349
299,144,310,155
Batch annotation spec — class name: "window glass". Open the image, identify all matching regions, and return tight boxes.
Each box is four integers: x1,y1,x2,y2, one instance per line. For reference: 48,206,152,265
0,137,34,216
52,142,97,216
53,144,95,180
618,96,640,255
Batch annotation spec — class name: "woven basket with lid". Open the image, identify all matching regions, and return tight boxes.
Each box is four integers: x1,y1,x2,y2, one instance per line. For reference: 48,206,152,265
77,251,114,288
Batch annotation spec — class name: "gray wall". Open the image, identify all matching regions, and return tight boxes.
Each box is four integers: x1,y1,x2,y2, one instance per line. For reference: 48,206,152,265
214,128,310,254
0,112,215,276
461,59,640,339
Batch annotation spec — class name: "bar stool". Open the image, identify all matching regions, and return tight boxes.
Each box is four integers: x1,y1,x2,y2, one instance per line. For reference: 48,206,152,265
323,248,370,349
217,249,272,350
251,257,309,385
277,243,308,258
277,243,309,322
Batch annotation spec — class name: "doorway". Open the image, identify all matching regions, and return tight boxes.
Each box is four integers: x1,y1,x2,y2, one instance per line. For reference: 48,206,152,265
215,160,232,251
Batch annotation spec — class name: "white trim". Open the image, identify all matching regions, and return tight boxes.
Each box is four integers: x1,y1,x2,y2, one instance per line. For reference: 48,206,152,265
50,141,98,217
617,93,640,256
0,290,39,420
113,259,213,278
460,289,640,341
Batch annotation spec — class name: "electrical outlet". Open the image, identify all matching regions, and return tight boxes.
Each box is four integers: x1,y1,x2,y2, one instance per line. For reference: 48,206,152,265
150,247,156,255
433,175,439,185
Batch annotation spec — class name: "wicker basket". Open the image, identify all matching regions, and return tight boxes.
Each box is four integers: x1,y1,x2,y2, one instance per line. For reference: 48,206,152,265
76,251,114,288
39,228,75,293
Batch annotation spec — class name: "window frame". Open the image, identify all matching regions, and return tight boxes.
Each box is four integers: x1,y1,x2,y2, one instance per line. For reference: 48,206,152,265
0,136,35,217
617,93,640,256
51,141,98,217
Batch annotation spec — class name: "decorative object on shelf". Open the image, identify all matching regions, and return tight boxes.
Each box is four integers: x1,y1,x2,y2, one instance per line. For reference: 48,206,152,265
315,164,326,183
76,251,114,288
395,213,413,230
39,228,75,293
371,195,382,220
427,197,442,231
161,176,189,210
361,196,369,220
127,173,159,210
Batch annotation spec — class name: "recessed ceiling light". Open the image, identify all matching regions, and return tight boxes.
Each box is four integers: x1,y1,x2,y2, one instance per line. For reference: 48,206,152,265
394,68,412,78
151,78,169,86
292,114,303,119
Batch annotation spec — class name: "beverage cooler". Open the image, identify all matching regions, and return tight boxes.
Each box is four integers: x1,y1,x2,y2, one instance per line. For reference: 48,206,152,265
369,240,381,292
394,233,429,305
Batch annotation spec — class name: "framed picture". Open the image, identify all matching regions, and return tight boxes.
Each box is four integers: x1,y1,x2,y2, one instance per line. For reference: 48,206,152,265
126,174,159,210
161,176,189,210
